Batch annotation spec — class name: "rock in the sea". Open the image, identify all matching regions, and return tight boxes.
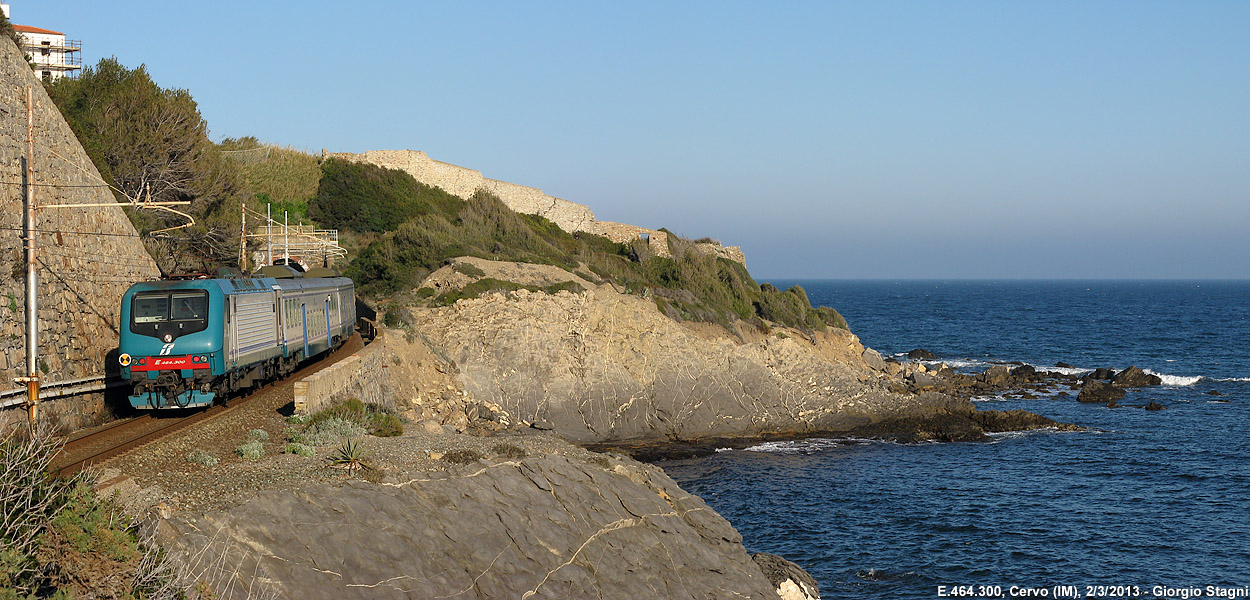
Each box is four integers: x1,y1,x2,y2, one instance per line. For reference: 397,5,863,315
907,348,937,359
1055,361,1074,369
1112,366,1162,387
1144,402,1166,411
1084,368,1116,381
752,553,820,600
862,348,888,372
1011,365,1038,381
979,365,1011,386
1077,381,1126,403
1207,389,1223,396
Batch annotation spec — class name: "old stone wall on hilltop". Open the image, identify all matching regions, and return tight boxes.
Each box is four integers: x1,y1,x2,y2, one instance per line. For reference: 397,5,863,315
324,149,747,264
0,40,160,425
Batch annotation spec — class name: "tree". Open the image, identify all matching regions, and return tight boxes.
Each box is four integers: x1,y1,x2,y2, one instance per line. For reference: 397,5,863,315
45,58,246,273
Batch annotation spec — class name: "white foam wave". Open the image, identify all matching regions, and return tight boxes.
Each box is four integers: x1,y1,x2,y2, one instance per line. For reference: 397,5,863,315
742,438,874,453
1143,369,1202,386
1213,377,1250,382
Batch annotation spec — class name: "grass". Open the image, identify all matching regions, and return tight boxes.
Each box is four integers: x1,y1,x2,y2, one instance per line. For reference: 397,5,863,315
185,449,218,467
219,138,322,225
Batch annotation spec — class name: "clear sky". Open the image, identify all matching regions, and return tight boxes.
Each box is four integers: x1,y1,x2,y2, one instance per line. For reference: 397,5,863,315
12,1,1250,278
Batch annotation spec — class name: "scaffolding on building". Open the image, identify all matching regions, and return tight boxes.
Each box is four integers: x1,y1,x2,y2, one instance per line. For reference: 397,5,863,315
242,205,346,270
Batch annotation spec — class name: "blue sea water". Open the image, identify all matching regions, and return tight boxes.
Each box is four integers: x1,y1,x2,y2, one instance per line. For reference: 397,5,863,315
659,281,1250,599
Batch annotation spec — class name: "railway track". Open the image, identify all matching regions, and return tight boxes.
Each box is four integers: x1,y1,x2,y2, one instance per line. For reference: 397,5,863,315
53,332,367,476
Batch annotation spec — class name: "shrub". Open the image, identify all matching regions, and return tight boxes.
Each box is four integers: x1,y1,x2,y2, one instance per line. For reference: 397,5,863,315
283,442,315,457
368,412,404,437
490,443,526,459
185,449,218,466
0,425,181,597
245,428,269,443
442,449,484,464
303,416,367,447
235,441,264,460
452,262,486,278
309,158,464,233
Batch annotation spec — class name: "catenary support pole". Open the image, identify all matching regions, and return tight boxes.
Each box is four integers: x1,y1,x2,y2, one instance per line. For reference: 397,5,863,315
23,86,40,428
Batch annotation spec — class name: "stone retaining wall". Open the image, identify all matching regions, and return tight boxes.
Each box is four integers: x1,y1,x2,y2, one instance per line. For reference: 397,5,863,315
0,40,160,428
293,336,390,415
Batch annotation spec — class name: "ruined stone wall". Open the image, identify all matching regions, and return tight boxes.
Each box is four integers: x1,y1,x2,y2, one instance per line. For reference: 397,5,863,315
0,40,161,426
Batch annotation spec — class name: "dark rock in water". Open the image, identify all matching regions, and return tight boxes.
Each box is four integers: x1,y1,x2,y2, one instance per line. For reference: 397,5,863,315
907,348,937,359
1145,402,1166,411
1112,366,1162,387
1058,391,1070,396
980,365,1012,386
1011,365,1038,380
752,553,820,600
1021,392,1038,400
1207,390,1223,396
1106,400,1120,408
1056,361,1074,369
1083,368,1116,381
974,409,1081,433
1078,381,1126,403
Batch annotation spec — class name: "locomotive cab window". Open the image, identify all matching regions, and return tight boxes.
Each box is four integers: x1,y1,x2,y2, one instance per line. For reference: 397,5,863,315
130,291,209,338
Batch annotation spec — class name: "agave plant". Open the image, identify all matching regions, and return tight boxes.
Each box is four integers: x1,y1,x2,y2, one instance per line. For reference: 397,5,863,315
327,439,372,474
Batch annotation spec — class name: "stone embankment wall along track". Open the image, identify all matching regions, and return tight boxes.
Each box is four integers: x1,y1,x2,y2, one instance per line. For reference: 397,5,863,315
0,40,160,427
293,335,391,416
323,149,747,264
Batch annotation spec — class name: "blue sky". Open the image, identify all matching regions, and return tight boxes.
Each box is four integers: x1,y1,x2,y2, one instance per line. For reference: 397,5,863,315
13,1,1250,278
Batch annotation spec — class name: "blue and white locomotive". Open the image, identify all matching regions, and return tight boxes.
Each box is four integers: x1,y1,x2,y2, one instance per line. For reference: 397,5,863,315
118,266,355,409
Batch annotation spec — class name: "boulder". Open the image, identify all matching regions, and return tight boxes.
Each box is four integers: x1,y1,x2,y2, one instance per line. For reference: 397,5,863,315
1077,381,1126,403
1144,402,1166,411
1207,390,1223,396
861,348,887,372
1055,362,1074,369
979,365,1011,386
1011,365,1038,380
907,372,939,388
907,348,937,360
1083,368,1116,381
1112,366,1162,387
752,553,820,600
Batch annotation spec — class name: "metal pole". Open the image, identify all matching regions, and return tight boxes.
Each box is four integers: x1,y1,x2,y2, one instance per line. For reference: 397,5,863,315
283,211,288,267
266,203,272,265
239,198,247,272
22,86,40,428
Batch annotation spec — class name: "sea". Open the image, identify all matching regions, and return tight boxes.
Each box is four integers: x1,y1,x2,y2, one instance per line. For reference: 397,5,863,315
659,280,1250,599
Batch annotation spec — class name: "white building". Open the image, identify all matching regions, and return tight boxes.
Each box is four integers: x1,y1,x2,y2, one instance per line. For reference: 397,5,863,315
3,3,82,81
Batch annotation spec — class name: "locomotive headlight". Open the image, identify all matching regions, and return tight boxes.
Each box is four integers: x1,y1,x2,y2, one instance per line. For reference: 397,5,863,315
119,353,132,367
163,334,174,343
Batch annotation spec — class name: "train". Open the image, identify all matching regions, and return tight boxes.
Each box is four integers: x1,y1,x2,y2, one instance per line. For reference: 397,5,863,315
118,266,356,409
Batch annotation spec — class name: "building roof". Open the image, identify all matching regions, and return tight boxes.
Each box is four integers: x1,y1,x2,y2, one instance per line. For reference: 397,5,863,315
13,24,64,35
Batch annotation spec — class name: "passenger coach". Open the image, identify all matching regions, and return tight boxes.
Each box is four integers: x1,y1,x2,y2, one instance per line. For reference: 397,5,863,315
118,267,355,409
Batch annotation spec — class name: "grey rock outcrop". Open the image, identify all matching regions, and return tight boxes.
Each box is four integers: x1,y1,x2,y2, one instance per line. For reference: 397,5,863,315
753,553,820,600
411,285,930,444
156,454,786,599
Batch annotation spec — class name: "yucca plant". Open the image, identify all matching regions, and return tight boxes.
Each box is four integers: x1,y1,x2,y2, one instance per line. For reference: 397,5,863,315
326,439,372,474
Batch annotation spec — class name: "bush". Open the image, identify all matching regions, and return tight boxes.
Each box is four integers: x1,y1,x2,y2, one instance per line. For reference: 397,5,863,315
283,442,315,457
302,416,367,447
0,425,181,597
235,441,264,460
368,412,404,437
185,449,218,466
490,443,526,459
245,428,269,443
442,449,484,464
309,159,464,233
